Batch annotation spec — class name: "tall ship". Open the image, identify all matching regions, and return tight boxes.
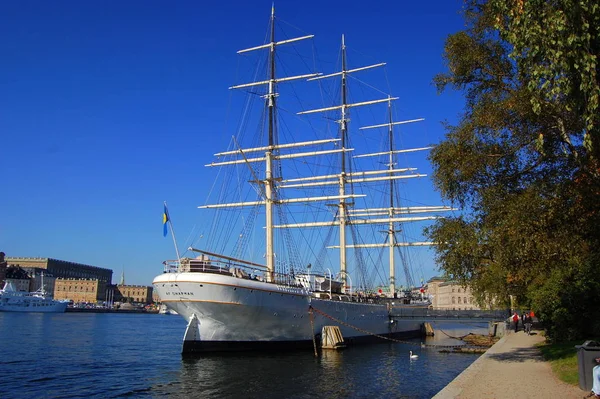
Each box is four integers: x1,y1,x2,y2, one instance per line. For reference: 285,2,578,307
153,7,452,353
0,277,68,313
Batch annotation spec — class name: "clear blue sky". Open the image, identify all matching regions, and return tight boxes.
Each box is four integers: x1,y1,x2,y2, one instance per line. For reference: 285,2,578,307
1,1,466,286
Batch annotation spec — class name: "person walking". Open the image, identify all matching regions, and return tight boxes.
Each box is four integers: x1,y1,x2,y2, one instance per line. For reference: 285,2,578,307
592,357,600,398
512,312,519,332
523,312,532,335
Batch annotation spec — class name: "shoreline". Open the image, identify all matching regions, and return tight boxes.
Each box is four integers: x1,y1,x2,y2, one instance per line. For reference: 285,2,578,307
432,330,585,398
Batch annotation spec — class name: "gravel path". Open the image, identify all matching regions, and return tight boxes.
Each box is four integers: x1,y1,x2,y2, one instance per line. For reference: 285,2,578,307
433,329,587,399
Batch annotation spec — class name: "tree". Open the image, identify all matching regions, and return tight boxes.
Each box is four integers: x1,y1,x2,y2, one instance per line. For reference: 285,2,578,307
428,0,600,341
490,0,600,165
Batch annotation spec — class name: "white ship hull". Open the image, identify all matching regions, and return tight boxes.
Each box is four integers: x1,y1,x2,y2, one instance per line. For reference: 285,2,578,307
0,280,68,313
153,272,423,353
0,301,68,313
0,294,68,313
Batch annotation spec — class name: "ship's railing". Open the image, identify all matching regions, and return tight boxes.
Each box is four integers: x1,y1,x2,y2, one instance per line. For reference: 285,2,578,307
162,259,471,305
161,258,307,289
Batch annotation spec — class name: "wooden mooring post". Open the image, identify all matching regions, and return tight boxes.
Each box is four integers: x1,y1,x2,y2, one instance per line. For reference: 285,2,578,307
422,322,435,336
321,326,346,349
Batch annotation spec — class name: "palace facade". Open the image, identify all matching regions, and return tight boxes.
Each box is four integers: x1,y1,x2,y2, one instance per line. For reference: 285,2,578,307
6,257,112,283
426,276,481,310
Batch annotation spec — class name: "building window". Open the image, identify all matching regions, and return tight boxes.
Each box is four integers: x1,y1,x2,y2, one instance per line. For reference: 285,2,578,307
464,297,467,304
458,288,461,293
458,297,462,304
452,297,456,304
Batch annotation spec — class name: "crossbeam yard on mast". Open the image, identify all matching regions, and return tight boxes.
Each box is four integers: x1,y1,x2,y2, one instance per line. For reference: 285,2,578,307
236,35,315,54
231,34,319,91
214,138,340,156
327,242,438,249
206,148,351,167
297,97,398,115
279,167,417,184
353,147,433,159
359,117,425,130
306,63,386,80
273,215,441,229
348,205,456,216
279,173,425,189
199,194,366,209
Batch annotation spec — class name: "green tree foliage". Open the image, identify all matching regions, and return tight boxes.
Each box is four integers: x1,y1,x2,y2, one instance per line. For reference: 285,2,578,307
490,0,600,163
428,0,600,341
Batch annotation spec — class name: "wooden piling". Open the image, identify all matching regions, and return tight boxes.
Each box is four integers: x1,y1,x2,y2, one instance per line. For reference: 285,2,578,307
422,322,435,336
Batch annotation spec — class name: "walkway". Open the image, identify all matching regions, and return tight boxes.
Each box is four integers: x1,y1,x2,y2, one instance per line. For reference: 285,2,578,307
433,329,587,399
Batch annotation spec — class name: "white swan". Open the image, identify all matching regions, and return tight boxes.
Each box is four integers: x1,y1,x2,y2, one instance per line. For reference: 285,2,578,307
409,351,419,359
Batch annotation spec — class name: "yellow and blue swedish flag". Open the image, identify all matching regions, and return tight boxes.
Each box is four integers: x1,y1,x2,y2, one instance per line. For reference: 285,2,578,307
163,204,170,237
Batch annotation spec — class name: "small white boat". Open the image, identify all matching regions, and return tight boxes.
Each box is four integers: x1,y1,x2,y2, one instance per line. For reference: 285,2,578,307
0,279,68,313
158,304,178,315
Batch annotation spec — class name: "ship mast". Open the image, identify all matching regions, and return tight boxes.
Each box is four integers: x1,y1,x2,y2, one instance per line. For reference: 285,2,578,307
202,7,329,283
357,105,454,296
386,98,397,295
201,10,453,292
339,35,348,290
264,6,276,283
299,37,392,292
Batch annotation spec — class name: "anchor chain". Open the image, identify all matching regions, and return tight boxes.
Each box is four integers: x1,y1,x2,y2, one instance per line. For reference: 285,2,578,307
308,305,480,350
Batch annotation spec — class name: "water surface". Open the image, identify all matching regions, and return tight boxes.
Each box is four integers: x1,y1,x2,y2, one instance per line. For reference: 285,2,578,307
0,313,487,398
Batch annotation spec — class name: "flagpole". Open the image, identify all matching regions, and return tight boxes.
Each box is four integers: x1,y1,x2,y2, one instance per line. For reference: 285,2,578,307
164,201,182,263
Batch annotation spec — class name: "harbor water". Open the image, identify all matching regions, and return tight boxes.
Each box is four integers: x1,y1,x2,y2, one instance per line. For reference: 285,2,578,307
0,313,488,398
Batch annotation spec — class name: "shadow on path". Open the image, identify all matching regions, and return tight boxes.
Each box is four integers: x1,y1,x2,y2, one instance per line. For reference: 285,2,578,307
487,346,543,363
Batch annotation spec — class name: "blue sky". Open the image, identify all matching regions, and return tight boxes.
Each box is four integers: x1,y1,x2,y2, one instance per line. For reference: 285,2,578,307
1,1,467,286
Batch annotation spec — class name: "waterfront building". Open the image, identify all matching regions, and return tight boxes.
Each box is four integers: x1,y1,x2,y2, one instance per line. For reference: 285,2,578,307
2,273,59,295
28,270,58,294
2,263,33,292
152,290,161,303
4,278,31,292
114,285,153,305
426,277,481,310
54,278,108,303
4,256,153,304
5,257,112,283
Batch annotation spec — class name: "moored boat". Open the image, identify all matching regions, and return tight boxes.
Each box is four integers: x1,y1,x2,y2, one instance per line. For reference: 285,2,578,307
158,303,178,315
153,6,451,353
0,280,68,313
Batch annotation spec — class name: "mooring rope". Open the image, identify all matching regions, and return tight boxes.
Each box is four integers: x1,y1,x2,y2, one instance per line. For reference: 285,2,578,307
308,306,318,357
309,305,479,350
438,328,473,340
